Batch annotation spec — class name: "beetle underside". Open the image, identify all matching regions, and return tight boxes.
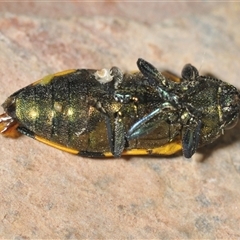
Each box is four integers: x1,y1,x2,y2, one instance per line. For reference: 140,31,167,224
1,58,240,158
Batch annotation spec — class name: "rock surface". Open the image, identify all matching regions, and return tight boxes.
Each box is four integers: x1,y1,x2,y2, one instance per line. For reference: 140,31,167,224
0,2,240,239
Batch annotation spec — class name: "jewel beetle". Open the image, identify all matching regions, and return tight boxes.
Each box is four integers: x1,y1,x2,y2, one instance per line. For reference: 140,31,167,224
0,58,240,158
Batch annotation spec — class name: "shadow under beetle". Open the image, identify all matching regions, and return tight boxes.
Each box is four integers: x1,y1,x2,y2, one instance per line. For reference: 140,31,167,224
1,58,240,158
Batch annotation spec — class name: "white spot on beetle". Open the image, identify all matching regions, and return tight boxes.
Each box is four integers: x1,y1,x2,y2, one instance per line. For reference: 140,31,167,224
94,68,113,84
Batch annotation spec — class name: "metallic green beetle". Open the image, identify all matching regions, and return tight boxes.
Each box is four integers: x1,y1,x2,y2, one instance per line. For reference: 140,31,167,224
1,58,239,158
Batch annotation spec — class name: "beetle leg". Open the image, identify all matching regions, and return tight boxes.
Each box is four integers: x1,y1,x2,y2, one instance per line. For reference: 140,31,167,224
137,58,178,89
127,102,176,140
156,86,179,107
17,126,35,138
137,58,180,106
113,111,126,157
110,66,123,90
181,118,201,158
105,112,126,157
137,58,169,87
137,58,159,78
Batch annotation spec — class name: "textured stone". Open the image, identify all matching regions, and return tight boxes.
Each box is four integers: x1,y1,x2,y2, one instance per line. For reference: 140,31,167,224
0,2,240,239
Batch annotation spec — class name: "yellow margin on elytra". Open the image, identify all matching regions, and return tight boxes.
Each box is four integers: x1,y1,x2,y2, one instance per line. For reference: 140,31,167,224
35,135,79,154
32,69,77,86
103,140,182,157
35,134,182,157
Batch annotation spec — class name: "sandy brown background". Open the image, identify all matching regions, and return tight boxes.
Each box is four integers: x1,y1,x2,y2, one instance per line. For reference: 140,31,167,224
0,2,240,239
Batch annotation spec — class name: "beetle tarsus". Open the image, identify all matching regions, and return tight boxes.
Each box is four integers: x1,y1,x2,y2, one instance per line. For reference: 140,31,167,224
182,120,202,158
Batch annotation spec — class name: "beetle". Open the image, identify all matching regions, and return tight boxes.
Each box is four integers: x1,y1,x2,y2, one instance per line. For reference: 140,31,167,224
0,58,239,158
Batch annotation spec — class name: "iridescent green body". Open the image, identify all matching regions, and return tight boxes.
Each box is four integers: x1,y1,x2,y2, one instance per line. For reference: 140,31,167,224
2,69,181,156
1,59,240,158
